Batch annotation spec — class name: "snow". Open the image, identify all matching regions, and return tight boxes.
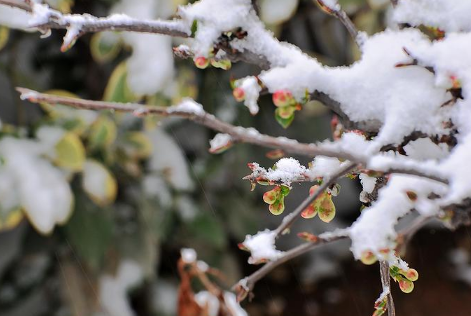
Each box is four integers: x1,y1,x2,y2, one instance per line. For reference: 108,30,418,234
168,98,205,115
238,77,262,115
99,260,143,316
0,137,73,234
0,6,33,30
359,173,376,194
195,291,220,316
112,0,175,96
181,248,197,263
146,128,194,191
393,0,471,32
308,156,342,180
349,175,446,259
260,158,307,185
242,229,283,264
209,133,232,151
403,138,449,161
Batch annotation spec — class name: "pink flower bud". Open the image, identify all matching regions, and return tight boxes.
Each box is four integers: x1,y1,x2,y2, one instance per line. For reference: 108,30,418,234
360,251,377,265
398,278,414,293
233,87,245,102
301,204,317,219
405,268,419,281
272,90,294,107
194,56,209,69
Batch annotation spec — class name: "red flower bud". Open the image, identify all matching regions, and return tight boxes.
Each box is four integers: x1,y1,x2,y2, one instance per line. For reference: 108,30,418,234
233,87,245,102
405,268,419,281
272,90,294,107
194,56,209,69
398,278,414,293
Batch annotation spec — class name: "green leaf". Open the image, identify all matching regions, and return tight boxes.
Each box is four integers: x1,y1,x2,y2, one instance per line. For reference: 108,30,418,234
191,20,198,37
189,214,227,249
103,62,138,102
275,108,295,129
55,132,86,172
88,116,117,150
122,132,153,159
64,196,114,270
90,32,122,63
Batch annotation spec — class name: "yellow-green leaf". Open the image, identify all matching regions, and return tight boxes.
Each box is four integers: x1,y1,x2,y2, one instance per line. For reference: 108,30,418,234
82,160,117,206
103,62,138,103
0,207,24,232
90,32,122,63
0,26,9,51
55,132,86,171
123,132,153,159
88,115,117,150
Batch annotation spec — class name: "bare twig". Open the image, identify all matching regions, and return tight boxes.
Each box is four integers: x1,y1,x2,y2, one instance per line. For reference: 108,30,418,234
380,261,396,316
16,88,450,185
234,233,347,295
273,162,358,236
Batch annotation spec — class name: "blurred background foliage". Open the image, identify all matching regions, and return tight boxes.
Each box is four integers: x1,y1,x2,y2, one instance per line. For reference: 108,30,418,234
1,1,471,316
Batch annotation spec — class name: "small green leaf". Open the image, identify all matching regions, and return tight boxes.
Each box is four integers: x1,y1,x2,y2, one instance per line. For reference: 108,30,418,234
0,207,24,232
275,108,295,129
191,20,198,37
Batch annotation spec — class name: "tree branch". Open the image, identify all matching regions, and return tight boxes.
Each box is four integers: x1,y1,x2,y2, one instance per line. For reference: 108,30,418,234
234,233,347,297
16,87,450,186
0,0,190,38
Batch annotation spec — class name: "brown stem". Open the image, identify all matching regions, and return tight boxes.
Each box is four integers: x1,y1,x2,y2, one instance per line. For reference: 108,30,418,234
380,261,396,316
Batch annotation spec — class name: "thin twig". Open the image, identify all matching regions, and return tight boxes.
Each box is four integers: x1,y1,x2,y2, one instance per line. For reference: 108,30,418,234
16,87,451,186
235,233,347,295
380,261,396,316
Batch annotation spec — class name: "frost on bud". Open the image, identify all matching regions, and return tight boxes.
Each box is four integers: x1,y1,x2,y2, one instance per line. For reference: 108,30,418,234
360,251,377,265
398,277,414,293
404,268,419,282
194,56,209,69
233,87,245,102
406,190,418,202
269,199,285,215
272,90,294,107
297,232,318,242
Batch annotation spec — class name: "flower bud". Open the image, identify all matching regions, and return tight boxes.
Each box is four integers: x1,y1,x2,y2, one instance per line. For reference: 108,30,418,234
194,56,209,69
301,204,317,219
360,251,377,265
273,90,294,107
406,191,418,202
233,87,245,102
297,232,318,242
404,268,419,281
398,278,414,293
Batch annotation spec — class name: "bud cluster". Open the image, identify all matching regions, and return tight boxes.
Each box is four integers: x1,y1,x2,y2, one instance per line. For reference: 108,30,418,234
263,185,291,215
390,265,419,294
300,185,336,223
